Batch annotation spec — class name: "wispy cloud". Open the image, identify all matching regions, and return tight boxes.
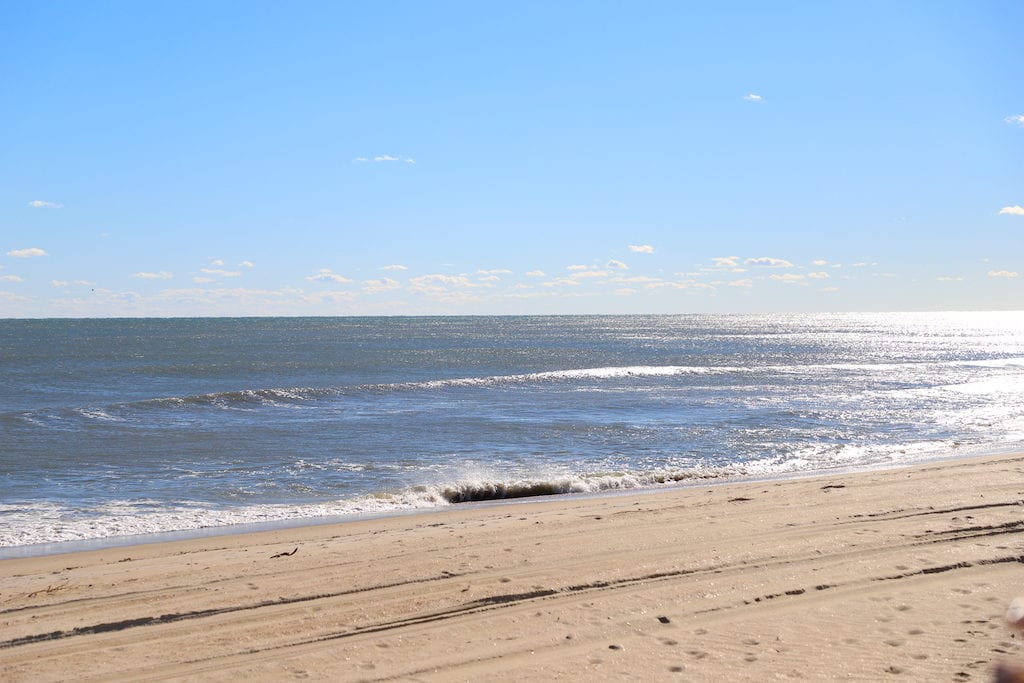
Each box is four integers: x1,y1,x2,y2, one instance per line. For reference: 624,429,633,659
743,93,764,102
410,274,474,287
200,268,242,277
606,259,628,270
525,270,546,277
807,272,830,279
407,274,483,302
988,270,1019,278
0,275,23,282
210,258,225,266
728,279,754,288
133,271,173,280
746,257,794,268
51,280,69,287
477,269,513,275
566,264,591,271
362,277,402,294
571,270,609,280
240,261,254,268
7,247,48,258
628,244,655,254
28,199,63,208
937,276,964,282
382,264,408,271
770,273,807,284
998,205,1024,216
306,268,352,284
711,256,740,268
355,155,416,164
812,259,829,266
542,278,581,288
1005,115,1024,127
612,275,661,284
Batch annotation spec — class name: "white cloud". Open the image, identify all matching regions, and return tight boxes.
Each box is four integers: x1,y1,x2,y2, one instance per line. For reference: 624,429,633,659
240,261,254,268
28,199,63,208
770,273,807,284
51,280,69,287
7,247,48,258
745,257,794,268
210,258,225,266
711,256,740,268
571,270,609,279
628,244,655,254
1005,115,1024,127
525,270,546,277
998,205,1024,216
477,275,501,283
133,271,173,280
200,268,242,277
74,280,94,286
477,269,513,275
988,270,1019,278
362,277,402,294
807,272,830,279
0,275,23,282
812,259,829,266
306,268,352,284
193,277,214,284
410,274,474,287
383,264,408,271
407,274,483,302
566,264,590,271
645,280,714,291
606,259,629,270
937,276,964,282
356,155,416,164
743,93,764,102
542,278,581,288
820,286,840,293
612,275,661,284
728,279,754,288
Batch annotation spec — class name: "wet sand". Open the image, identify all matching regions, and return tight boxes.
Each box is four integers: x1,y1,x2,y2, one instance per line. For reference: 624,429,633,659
3,451,1024,681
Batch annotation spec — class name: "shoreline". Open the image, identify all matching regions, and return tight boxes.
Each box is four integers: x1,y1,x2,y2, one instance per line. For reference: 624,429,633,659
2,445,1014,560
3,450,1024,680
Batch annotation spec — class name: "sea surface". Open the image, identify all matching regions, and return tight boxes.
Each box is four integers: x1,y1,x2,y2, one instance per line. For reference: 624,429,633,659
2,313,1024,553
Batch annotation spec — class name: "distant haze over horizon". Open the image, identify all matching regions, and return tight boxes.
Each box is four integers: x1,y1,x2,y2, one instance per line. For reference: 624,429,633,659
2,2,1022,317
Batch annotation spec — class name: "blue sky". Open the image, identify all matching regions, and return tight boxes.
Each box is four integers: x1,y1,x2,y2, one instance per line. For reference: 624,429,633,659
2,1,1022,317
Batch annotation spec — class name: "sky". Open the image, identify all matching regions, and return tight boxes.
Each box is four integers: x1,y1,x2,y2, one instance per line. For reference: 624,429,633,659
1,1,1022,317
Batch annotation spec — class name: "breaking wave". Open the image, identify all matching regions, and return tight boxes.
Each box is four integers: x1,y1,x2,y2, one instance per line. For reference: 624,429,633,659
0,465,744,549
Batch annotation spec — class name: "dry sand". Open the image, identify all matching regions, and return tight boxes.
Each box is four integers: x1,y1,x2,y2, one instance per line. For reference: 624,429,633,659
3,452,1024,681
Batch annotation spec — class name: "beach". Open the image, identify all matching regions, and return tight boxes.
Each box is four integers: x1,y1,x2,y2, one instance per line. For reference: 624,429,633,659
3,451,1024,681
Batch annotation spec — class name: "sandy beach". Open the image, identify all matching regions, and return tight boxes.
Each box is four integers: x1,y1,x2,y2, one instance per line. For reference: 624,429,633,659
3,452,1024,681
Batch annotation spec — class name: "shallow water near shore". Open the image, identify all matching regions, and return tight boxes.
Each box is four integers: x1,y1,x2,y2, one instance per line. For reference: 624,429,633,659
2,312,1024,550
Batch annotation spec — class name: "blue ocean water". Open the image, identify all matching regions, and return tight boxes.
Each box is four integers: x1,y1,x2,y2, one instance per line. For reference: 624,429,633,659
2,313,1023,550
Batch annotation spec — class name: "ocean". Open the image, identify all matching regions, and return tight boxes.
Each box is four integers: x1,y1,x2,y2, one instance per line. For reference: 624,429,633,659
2,312,1023,554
